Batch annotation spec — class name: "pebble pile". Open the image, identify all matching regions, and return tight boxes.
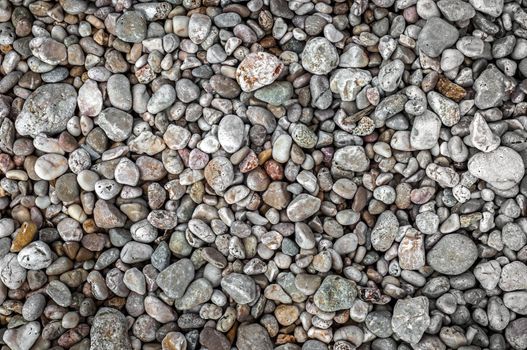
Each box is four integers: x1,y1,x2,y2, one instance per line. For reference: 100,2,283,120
1,0,527,349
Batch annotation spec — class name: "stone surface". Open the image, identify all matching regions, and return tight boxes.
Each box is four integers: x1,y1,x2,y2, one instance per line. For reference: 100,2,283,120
427,234,478,275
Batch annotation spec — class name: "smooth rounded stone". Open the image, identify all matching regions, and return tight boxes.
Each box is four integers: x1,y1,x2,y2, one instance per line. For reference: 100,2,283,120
46,280,72,307
236,52,284,92
340,44,369,68
392,296,431,344
29,37,67,65
96,107,133,142
156,259,195,299
22,293,46,321
330,68,372,101
286,194,321,222
174,278,213,310
95,179,121,200
334,233,359,255
164,125,191,150
468,147,525,190
426,164,460,188
115,11,146,43
473,65,506,109
114,158,139,186
15,84,77,137
148,210,178,230
291,124,317,149
371,211,399,252
130,220,157,243
427,91,460,127
209,75,241,99
0,218,14,238
107,74,132,111
147,84,176,114
176,79,200,103
3,321,40,350
332,145,369,172
427,234,478,275
90,308,131,350
456,36,485,58
499,261,527,291
236,323,273,350
365,311,393,338
506,318,527,350
17,241,53,270
0,22,14,45
272,134,292,163
437,0,476,21
120,242,153,264
77,80,103,117
254,81,293,106
469,113,500,152
410,110,441,150
417,17,459,57
469,0,503,17
35,153,68,181
188,13,211,44
204,156,234,192
378,60,405,92
220,273,257,304
301,37,339,75
504,291,527,315
163,332,187,350
94,200,127,229
218,115,244,153
474,260,501,290
313,275,357,312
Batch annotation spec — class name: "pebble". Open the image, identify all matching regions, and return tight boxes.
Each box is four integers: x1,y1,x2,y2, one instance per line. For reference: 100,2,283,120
236,52,284,92
392,296,431,344
301,37,339,75
468,146,525,190
313,275,357,312
15,84,77,137
156,259,195,299
427,234,478,275
417,17,459,57
3,321,40,350
220,273,257,304
90,308,131,350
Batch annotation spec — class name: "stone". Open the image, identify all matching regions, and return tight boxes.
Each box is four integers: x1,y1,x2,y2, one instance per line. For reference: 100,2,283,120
371,211,399,252
218,115,244,153
313,275,357,312
286,194,321,222
427,91,460,127
392,297,431,344
90,308,131,350
473,65,506,109
378,59,405,92
204,157,234,193
15,84,77,137
499,261,527,291
96,107,134,142
115,11,147,43
29,37,67,65
34,154,68,180
410,110,441,150
236,52,284,92
417,17,459,57
469,0,503,17
330,69,372,101
3,321,40,350
237,324,273,350
17,241,53,270
301,37,339,75
427,234,478,275
220,273,257,304
468,146,525,190
156,259,195,299
332,145,370,172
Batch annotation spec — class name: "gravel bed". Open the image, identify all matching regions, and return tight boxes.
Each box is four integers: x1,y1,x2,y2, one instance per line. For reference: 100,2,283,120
0,0,527,349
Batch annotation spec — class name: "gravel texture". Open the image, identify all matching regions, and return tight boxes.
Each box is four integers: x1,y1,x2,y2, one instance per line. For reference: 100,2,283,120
0,0,527,350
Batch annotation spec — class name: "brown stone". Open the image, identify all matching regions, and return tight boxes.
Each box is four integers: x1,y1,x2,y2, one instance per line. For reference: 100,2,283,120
10,222,37,252
398,229,426,270
199,327,231,350
436,76,467,102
